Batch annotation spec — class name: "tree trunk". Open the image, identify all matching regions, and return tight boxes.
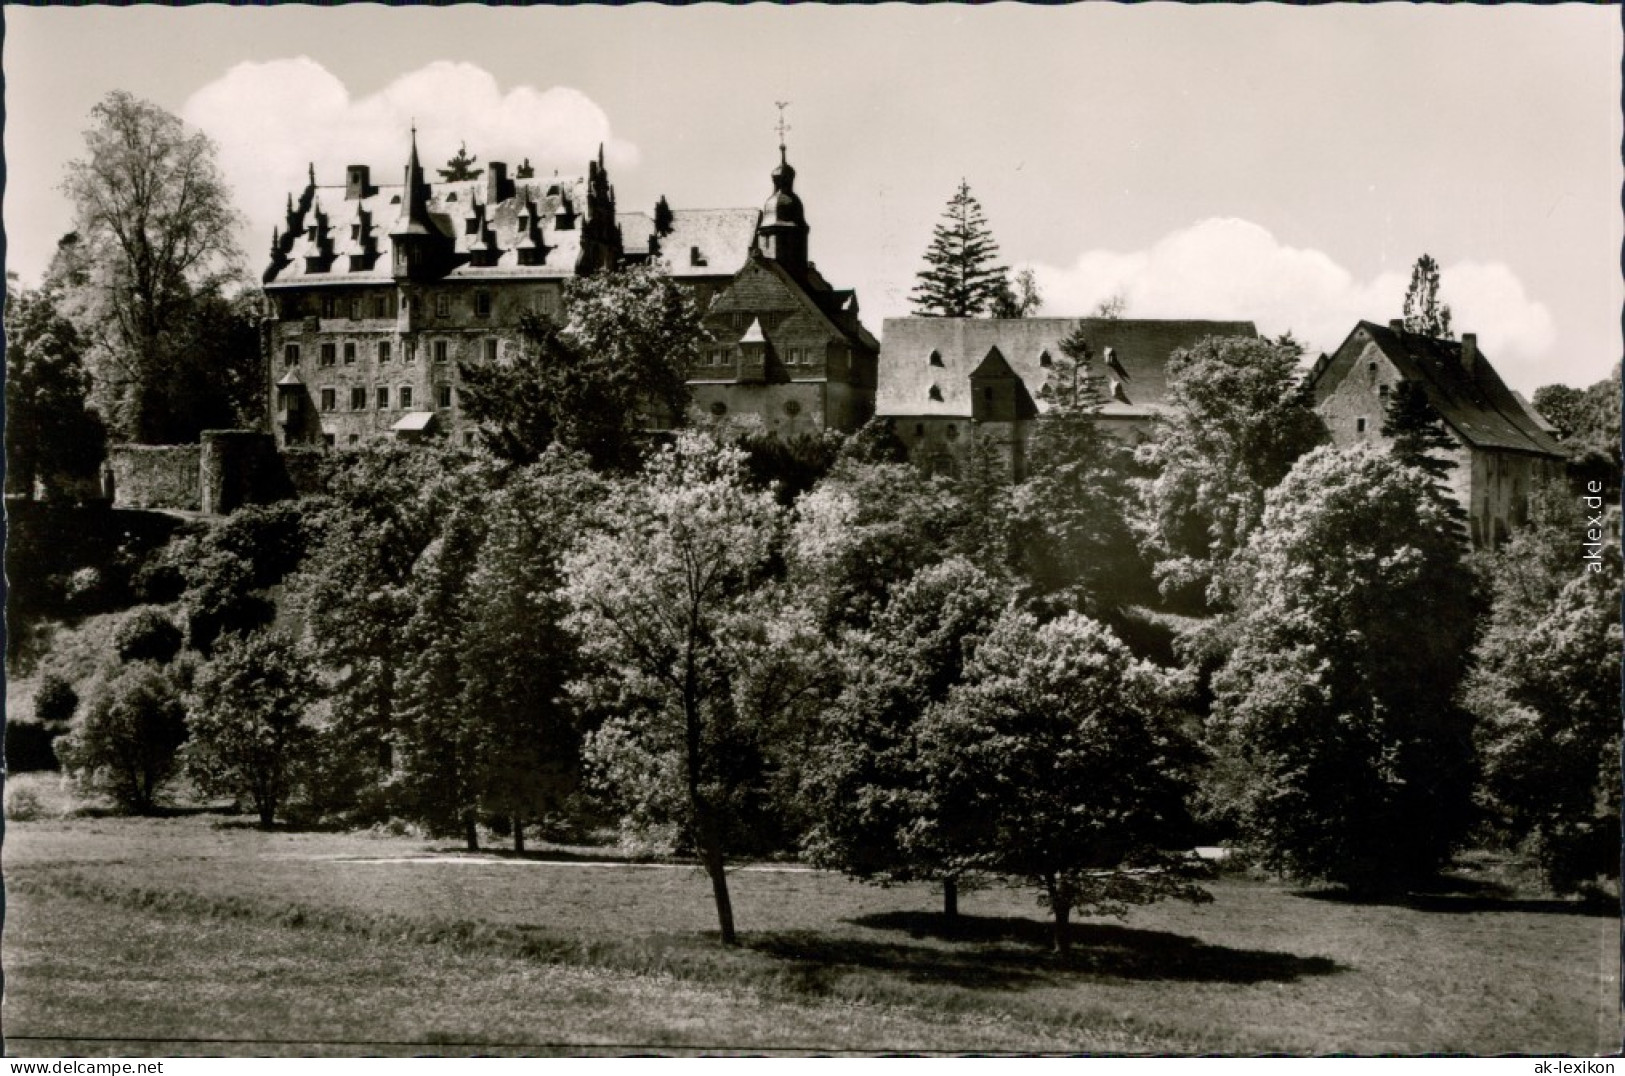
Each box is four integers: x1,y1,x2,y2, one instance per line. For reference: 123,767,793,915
702,845,738,946
1044,873,1071,954
512,815,525,854
1052,900,1072,954
258,800,275,829
464,812,479,852
943,876,959,920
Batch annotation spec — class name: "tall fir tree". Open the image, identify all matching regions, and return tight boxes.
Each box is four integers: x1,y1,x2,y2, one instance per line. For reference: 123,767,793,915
910,181,1008,318
1402,254,1454,339
438,141,483,182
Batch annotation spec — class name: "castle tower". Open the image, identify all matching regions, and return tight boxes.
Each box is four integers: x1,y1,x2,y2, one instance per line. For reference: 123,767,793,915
390,127,442,280
757,144,809,277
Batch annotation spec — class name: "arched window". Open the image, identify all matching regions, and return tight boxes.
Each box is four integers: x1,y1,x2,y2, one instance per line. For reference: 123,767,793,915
928,385,944,402
929,350,944,368
1038,350,1053,368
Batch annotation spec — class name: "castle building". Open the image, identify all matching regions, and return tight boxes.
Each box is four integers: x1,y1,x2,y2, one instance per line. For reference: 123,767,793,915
875,317,1257,479
685,146,879,437
1306,319,1566,548
261,132,874,448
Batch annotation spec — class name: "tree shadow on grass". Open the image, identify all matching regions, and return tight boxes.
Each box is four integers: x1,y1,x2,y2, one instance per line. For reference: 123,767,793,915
745,912,1343,991
1294,886,1616,918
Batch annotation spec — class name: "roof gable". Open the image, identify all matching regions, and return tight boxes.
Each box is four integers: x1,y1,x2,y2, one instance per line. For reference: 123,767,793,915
876,317,1259,419
1313,321,1564,456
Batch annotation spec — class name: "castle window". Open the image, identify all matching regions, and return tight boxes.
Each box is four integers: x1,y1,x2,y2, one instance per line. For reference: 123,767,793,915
377,386,390,410
350,299,362,320
324,433,336,447
320,388,336,412
321,296,337,319
475,291,492,318
1368,361,1378,375
372,296,389,318
434,340,449,364
320,342,337,367
915,423,925,437
435,294,450,318
929,350,944,368
690,246,707,267
437,384,453,410
349,434,360,445
1038,351,1053,368
400,386,414,409
1356,417,1367,433
928,385,944,402
484,338,499,362
343,342,357,365
351,386,367,411
983,387,994,403
1379,384,1389,398
378,341,391,364
283,343,300,367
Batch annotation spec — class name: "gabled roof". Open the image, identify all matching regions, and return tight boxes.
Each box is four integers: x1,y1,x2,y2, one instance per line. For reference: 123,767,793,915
1313,321,1564,457
709,254,879,355
619,207,760,278
269,173,598,286
876,317,1258,419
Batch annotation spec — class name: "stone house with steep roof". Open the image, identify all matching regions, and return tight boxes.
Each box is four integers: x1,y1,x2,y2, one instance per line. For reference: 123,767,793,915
875,317,1257,479
1306,319,1566,548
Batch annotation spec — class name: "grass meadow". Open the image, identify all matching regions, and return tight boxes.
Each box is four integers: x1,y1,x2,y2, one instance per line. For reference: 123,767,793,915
4,778,1619,1057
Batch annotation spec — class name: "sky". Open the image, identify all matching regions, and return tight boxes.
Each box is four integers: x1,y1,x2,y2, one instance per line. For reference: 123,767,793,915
5,3,1620,392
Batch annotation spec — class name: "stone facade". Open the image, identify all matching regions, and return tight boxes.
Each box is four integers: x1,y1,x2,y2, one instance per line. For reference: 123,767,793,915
1308,320,1567,548
262,136,875,448
876,317,1258,479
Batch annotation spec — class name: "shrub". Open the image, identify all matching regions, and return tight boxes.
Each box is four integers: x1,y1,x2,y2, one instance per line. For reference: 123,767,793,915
5,781,44,822
56,662,188,814
114,607,184,665
6,720,61,773
33,673,79,728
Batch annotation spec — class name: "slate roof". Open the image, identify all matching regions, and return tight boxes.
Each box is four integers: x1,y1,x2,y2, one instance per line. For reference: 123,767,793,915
1316,321,1564,457
268,174,601,286
619,208,760,278
876,318,1258,419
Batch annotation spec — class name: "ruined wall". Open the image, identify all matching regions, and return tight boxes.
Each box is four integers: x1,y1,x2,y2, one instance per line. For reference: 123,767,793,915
108,445,201,512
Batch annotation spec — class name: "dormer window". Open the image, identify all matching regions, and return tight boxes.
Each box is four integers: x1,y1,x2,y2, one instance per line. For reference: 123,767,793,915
929,350,944,368
1038,351,1053,368
928,385,944,402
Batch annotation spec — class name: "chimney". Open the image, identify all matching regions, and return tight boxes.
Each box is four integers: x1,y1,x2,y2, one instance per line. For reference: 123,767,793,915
1388,319,1405,333
345,165,370,201
1460,333,1477,376
484,161,509,205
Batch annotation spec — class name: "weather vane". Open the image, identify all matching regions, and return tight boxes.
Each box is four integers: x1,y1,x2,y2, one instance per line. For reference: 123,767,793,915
774,101,791,154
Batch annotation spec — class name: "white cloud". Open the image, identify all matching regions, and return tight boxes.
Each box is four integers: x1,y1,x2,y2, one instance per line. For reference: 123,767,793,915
182,58,637,256
1028,218,1555,385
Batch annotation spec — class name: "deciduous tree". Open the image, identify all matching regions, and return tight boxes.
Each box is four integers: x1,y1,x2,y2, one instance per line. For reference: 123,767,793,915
184,631,317,828
1136,334,1327,608
920,610,1209,952
459,264,703,470
799,558,1007,918
4,281,107,499
59,92,254,443
1211,444,1482,893
57,662,188,814
564,433,791,944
